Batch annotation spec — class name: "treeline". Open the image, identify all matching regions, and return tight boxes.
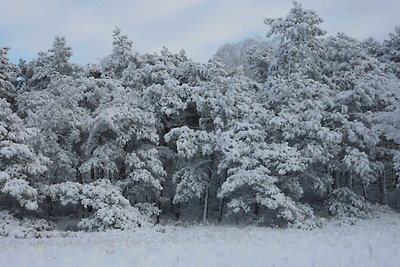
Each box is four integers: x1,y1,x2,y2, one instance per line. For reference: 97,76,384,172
1,2,400,231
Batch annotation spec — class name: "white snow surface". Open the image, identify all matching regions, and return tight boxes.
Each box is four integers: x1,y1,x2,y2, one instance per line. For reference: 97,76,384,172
1,212,399,267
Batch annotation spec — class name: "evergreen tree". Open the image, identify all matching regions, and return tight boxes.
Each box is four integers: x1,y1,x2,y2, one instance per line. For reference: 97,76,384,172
0,47,18,102
0,98,48,211
264,1,326,81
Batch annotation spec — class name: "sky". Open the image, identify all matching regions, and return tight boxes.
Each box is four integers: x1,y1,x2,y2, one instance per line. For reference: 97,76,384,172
0,0,399,64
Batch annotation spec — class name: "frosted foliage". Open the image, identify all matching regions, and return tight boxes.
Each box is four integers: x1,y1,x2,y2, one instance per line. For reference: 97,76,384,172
166,126,215,204
343,149,372,177
172,167,207,203
326,188,372,218
48,36,73,75
218,121,313,224
46,180,149,231
265,2,326,78
79,142,120,177
165,126,214,158
129,169,161,190
45,181,82,206
79,205,147,231
191,72,259,132
79,180,149,231
101,28,134,78
325,33,375,90
0,47,17,100
0,211,56,238
0,99,48,210
2,178,39,210
22,36,75,91
221,166,314,225
386,27,400,62
264,75,338,155
382,26,400,76
255,143,307,175
124,148,166,192
214,38,274,81
134,202,161,218
265,2,325,42
79,180,129,209
374,79,400,145
126,149,165,176
121,46,187,90
342,121,379,150
17,76,90,183
81,85,160,180
87,90,158,146
144,79,189,116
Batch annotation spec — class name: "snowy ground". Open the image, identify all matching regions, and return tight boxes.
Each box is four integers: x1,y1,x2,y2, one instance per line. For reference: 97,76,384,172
1,212,399,267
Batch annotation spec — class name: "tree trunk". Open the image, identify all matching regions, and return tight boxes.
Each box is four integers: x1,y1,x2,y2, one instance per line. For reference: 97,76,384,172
397,188,400,213
156,183,164,224
46,196,53,217
203,183,209,224
333,170,340,189
217,168,227,223
175,202,180,220
362,183,368,201
76,165,82,183
380,171,387,205
203,154,215,224
90,166,95,181
119,163,126,180
218,197,224,223
254,203,260,216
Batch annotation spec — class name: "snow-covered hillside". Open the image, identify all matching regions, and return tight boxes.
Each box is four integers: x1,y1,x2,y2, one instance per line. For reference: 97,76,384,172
1,211,399,267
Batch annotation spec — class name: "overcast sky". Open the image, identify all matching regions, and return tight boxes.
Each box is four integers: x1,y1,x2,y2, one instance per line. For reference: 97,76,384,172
1,0,399,64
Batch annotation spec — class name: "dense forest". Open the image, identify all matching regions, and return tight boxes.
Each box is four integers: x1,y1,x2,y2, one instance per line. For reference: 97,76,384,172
1,2,400,231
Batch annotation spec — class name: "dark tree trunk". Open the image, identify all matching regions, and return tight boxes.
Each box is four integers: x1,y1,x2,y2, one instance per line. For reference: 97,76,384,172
362,183,368,201
218,169,227,223
254,203,260,216
175,202,180,220
203,154,215,224
218,197,224,223
380,172,387,205
90,166,95,181
397,188,400,213
333,170,340,190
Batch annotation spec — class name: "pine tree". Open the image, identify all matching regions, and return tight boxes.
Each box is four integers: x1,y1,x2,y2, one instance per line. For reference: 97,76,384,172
0,98,48,211
0,47,17,102
101,27,136,79
20,36,77,91
264,1,326,80
382,27,400,77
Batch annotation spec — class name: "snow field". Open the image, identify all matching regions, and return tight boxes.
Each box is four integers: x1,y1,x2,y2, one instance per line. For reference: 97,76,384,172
1,212,399,267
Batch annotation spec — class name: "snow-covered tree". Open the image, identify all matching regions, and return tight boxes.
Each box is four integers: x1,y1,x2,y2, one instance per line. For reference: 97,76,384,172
264,1,326,81
217,119,315,225
101,27,138,79
382,26,400,77
45,179,149,231
17,76,91,185
81,83,165,212
20,36,77,91
0,47,18,102
0,98,48,211
324,32,395,204
214,38,275,81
